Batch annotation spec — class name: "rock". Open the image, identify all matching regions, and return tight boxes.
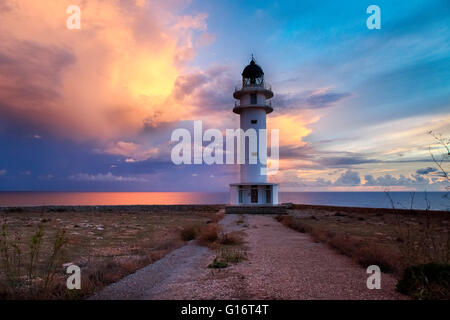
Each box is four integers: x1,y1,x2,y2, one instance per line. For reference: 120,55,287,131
281,202,294,209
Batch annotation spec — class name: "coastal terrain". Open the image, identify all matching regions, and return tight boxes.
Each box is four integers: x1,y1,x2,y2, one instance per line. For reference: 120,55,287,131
1,205,449,299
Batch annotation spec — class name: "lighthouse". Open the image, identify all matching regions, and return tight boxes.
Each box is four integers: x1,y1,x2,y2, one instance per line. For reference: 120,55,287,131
228,57,281,212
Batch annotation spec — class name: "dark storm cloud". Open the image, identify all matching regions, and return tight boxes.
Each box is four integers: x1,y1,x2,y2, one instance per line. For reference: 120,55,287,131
306,91,351,108
0,40,76,114
318,154,379,167
364,174,429,187
279,144,315,159
333,170,361,186
416,167,438,175
273,89,351,111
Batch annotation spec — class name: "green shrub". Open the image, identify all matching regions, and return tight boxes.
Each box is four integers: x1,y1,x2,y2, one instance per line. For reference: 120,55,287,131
208,258,228,269
397,263,450,300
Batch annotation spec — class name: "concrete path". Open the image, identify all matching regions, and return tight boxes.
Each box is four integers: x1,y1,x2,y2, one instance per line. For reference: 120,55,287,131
91,214,405,300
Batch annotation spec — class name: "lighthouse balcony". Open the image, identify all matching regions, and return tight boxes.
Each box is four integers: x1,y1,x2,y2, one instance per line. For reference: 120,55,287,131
233,83,274,100
233,101,273,114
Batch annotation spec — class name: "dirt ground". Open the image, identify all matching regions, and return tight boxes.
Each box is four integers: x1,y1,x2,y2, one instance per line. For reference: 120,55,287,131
93,214,405,300
0,206,219,298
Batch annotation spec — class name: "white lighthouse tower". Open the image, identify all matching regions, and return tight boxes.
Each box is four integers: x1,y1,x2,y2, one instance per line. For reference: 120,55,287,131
228,57,282,213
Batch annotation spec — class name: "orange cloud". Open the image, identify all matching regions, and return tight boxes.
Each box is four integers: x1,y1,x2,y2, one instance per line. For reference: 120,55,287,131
101,141,159,161
0,0,211,142
268,113,318,147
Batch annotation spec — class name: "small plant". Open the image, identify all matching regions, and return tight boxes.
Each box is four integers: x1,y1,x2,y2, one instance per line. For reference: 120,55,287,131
180,226,198,241
397,263,450,300
42,229,68,296
220,248,246,264
28,224,44,281
208,257,228,269
218,232,242,245
198,224,219,244
0,220,69,299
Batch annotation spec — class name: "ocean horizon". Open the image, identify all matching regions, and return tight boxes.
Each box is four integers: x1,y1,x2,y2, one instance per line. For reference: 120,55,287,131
0,191,448,211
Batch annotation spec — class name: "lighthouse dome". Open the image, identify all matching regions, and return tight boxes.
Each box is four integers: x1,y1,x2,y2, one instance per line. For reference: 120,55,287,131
242,59,264,78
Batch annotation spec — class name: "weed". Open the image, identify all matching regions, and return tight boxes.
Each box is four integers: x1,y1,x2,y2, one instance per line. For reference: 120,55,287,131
208,258,228,269
198,224,219,244
180,225,198,241
397,263,450,300
220,248,246,264
218,232,242,245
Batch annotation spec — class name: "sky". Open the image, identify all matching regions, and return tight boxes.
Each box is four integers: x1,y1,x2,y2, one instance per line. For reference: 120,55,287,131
0,0,449,192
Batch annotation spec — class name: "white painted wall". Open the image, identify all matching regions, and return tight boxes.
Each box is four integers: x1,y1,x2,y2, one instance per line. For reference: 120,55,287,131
230,185,238,204
239,92,267,184
272,185,278,205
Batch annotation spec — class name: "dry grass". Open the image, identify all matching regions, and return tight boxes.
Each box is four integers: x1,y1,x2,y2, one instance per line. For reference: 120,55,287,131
218,231,243,245
278,207,450,300
197,224,220,244
180,225,200,241
275,211,447,275
0,206,218,299
219,247,247,264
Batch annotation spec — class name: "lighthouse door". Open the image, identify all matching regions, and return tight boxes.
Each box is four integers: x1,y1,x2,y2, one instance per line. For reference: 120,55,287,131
266,186,272,204
251,186,258,203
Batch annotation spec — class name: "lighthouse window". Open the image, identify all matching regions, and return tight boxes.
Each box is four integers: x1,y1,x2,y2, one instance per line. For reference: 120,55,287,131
251,120,257,124
250,93,257,104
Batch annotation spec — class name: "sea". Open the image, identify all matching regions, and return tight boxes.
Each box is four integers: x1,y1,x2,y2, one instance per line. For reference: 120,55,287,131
0,192,448,211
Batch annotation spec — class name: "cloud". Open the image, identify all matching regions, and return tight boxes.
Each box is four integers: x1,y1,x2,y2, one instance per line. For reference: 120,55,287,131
416,167,438,175
318,154,379,167
0,0,212,142
69,172,147,182
274,87,351,111
0,169,6,176
100,141,159,161
333,170,361,186
306,89,352,109
38,174,54,181
268,113,318,147
173,65,235,112
363,174,434,186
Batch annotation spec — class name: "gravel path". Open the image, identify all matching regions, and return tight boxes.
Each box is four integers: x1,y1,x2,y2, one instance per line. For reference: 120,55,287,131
91,214,405,300
231,215,404,299
90,240,215,299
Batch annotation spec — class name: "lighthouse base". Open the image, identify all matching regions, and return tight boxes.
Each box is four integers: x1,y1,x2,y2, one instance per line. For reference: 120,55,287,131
225,204,287,215
229,183,278,206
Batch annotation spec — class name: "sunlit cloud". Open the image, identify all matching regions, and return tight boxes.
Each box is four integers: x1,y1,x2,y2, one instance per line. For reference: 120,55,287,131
0,0,211,143
100,141,159,161
268,113,318,147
